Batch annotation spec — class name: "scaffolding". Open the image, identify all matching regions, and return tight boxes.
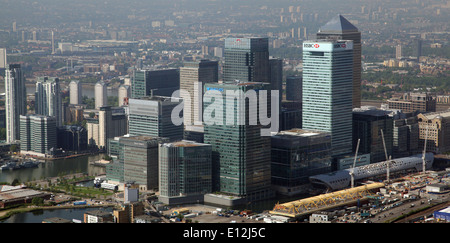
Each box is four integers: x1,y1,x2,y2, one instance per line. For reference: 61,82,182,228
270,182,385,218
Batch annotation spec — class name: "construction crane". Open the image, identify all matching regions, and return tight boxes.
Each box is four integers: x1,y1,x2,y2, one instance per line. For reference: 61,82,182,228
380,129,390,183
350,139,360,188
422,125,429,174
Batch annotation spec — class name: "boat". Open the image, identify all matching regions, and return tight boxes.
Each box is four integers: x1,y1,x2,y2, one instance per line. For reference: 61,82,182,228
1,162,17,171
21,161,40,168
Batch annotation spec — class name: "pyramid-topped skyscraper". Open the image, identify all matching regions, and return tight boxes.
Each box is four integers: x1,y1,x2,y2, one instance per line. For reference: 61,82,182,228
317,15,361,109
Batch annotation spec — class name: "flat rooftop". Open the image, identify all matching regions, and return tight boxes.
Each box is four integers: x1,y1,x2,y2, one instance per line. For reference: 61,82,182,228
162,140,210,148
276,128,330,137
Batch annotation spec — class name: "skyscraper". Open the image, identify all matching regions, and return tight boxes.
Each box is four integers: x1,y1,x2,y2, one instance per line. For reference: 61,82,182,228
223,37,269,84
5,64,27,143
316,14,361,108
269,57,283,107
131,68,179,99
35,77,63,126
118,85,131,106
396,45,402,60
128,96,183,141
20,114,57,156
179,59,218,127
159,140,212,205
302,40,354,157
120,136,170,191
203,82,273,202
95,81,107,109
285,76,302,102
0,48,7,69
69,80,82,105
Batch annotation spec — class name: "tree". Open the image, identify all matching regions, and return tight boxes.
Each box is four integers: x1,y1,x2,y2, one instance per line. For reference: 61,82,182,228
11,178,20,186
31,197,44,206
10,144,17,153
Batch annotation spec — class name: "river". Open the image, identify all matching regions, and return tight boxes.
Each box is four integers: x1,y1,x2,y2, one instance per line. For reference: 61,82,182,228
0,154,106,184
1,207,113,223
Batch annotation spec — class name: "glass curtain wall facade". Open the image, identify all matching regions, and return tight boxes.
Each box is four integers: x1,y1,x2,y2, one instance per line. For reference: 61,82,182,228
131,69,180,99
158,140,212,204
271,129,332,196
316,15,362,109
120,136,169,191
180,59,218,126
302,40,354,157
128,97,183,141
203,82,273,201
223,37,269,84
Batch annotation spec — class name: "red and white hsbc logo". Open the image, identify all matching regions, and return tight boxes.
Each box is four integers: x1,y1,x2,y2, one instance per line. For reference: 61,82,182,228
304,43,319,48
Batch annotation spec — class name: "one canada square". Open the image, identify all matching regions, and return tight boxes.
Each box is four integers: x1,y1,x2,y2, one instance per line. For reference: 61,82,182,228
302,40,354,157
316,15,361,109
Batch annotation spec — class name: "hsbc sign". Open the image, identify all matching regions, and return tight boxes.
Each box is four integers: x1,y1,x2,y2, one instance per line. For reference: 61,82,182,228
334,43,346,48
303,41,353,51
303,43,319,48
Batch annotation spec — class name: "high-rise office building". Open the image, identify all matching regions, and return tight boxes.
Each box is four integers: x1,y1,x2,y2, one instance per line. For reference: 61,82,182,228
271,129,332,196
0,48,7,69
86,107,128,150
5,64,27,143
95,81,107,109
180,59,218,126
352,106,394,163
128,96,183,140
57,125,88,152
203,82,273,202
285,76,302,102
269,57,283,110
121,136,169,191
131,68,179,99
223,37,269,84
302,40,354,157
35,77,63,127
158,140,212,205
20,114,57,156
395,45,402,60
69,80,82,105
416,39,422,61
316,15,361,108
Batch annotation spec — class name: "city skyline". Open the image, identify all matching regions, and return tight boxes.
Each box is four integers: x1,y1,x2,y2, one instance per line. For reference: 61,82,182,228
0,0,449,227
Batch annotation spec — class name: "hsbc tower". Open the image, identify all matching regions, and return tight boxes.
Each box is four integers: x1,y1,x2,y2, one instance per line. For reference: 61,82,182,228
302,39,354,157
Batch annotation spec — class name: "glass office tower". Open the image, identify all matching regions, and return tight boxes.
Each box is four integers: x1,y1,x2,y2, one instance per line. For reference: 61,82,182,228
302,40,354,157
223,37,269,84
203,82,273,202
316,15,361,109
131,68,180,98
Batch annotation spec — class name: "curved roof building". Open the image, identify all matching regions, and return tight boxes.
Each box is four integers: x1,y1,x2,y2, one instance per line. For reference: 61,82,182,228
309,153,434,191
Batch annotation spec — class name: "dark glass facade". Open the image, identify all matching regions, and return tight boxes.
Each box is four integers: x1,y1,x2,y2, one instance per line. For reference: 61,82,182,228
271,129,332,195
131,69,180,99
223,37,269,84
203,82,273,201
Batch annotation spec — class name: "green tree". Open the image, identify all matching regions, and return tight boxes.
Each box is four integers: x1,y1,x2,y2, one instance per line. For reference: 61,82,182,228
31,197,44,206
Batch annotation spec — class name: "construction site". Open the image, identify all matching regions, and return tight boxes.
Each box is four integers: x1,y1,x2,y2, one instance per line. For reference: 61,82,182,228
268,131,450,223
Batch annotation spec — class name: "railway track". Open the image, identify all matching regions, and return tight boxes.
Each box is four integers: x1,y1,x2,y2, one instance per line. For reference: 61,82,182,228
394,201,450,223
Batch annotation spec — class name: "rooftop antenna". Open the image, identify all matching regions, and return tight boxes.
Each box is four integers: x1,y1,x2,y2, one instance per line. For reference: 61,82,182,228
380,129,390,183
350,138,360,188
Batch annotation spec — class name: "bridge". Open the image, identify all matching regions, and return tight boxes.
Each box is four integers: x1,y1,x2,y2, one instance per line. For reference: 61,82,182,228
269,182,385,218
